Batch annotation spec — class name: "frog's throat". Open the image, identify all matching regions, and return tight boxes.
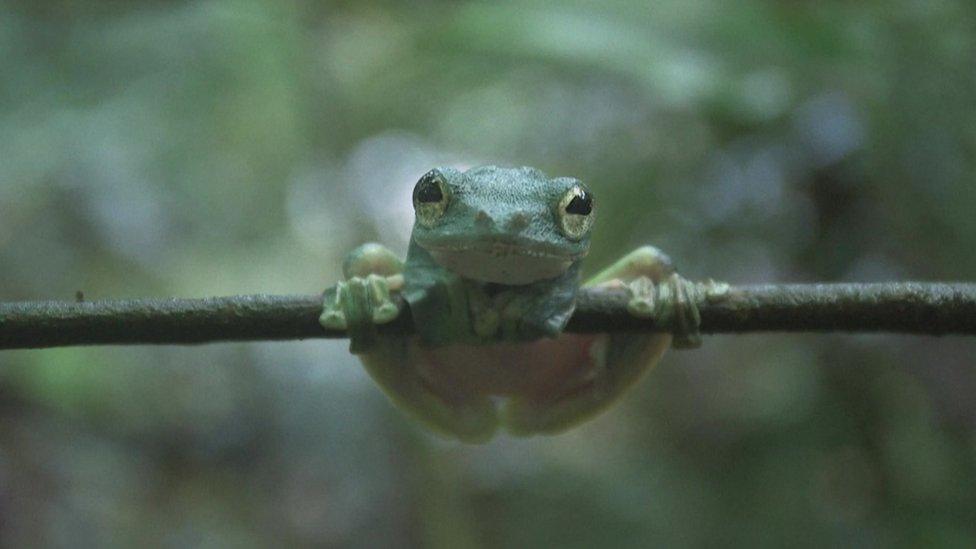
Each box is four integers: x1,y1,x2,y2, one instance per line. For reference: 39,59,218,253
423,243,581,285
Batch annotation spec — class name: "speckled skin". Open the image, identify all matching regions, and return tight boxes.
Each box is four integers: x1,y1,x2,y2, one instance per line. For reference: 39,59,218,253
403,166,591,345
410,166,590,262
321,166,676,442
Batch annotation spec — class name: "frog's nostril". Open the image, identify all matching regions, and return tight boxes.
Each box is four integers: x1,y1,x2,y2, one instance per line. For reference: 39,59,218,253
475,210,494,228
507,212,530,231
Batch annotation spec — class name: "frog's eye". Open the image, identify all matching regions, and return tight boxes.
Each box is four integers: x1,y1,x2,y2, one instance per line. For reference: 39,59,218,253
413,169,451,227
557,184,595,240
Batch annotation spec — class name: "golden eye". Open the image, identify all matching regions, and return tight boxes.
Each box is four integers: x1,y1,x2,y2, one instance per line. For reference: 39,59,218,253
412,169,451,227
557,184,595,240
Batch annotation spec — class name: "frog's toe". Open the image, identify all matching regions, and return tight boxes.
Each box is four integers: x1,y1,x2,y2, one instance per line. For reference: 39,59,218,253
667,274,702,349
625,276,657,318
372,302,399,324
627,299,654,318
362,274,400,325
320,309,347,330
320,282,349,329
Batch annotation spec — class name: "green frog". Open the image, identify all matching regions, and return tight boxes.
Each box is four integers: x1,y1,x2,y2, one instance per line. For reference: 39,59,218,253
321,166,699,442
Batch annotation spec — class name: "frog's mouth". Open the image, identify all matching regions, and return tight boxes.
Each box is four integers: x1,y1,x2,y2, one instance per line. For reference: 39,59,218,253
421,240,583,285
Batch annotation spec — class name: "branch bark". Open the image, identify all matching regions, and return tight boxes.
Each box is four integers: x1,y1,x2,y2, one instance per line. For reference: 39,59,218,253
1,283,974,350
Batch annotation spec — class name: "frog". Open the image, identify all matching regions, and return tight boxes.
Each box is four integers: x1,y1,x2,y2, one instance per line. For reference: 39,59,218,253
320,166,700,443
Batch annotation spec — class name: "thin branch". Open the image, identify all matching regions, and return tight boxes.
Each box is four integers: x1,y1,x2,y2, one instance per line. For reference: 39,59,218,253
0,283,974,350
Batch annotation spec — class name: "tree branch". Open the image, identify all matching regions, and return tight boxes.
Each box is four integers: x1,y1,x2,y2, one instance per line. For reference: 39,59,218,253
1,283,974,350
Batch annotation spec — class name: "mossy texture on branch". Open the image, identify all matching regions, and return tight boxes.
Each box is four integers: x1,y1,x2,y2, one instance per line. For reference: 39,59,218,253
0,283,974,350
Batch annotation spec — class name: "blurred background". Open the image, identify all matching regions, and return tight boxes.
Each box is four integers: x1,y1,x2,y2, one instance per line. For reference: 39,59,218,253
2,1,975,546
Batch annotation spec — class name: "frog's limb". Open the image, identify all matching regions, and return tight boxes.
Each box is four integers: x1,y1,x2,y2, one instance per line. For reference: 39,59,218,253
497,261,582,342
320,243,404,353
322,244,497,442
502,333,670,435
341,242,404,279
359,341,499,443
585,245,701,347
502,245,696,435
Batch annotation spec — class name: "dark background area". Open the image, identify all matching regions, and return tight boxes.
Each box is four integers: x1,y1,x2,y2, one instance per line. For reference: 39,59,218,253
1,1,975,547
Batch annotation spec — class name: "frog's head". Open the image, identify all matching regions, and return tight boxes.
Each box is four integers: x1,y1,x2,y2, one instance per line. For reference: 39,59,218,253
410,166,594,285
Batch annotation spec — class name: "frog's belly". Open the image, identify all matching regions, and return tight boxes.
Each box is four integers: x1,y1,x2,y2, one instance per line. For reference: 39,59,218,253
408,335,606,399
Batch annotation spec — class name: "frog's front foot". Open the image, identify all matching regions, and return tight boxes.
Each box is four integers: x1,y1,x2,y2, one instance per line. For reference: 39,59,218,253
319,283,349,330
320,274,400,353
624,273,702,349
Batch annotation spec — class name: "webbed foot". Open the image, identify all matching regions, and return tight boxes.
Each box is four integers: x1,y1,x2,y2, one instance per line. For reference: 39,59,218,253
321,274,399,327
586,246,703,349
653,273,702,349
321,243,405,352
321,274,400,353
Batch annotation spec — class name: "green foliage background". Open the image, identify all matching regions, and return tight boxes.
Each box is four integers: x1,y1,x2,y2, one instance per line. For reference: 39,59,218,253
2,1,975,546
